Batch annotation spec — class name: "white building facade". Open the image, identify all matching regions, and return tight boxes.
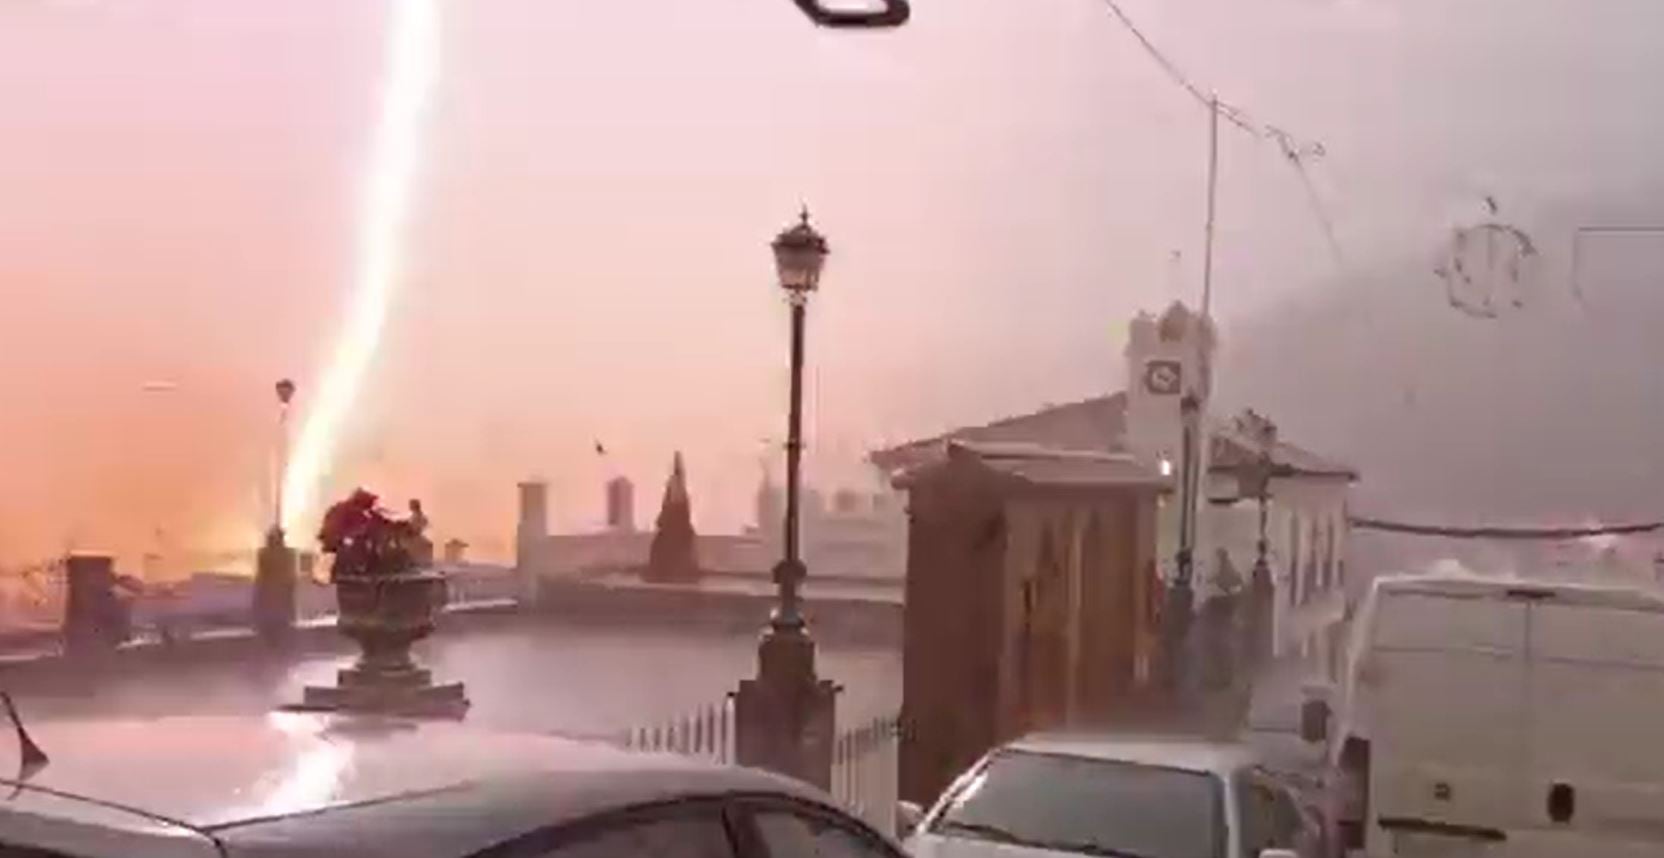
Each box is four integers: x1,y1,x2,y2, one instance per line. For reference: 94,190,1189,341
873,301,1359,681
1122,303,1356,678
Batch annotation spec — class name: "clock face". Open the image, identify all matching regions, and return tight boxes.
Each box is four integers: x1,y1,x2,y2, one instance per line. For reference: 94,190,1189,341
1144,360,1182,395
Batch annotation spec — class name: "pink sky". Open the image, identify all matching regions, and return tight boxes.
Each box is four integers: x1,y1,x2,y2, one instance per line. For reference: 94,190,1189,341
2,0,1661,572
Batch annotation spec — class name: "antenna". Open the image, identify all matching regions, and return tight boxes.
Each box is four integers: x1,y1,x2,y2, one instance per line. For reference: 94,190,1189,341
1,693,47,779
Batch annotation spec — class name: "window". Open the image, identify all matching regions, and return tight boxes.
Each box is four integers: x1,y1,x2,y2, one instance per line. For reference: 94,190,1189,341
1287,516,1301,608
1235,772,1304,857
1301,522,1318,605
1321,520,1336,590
748,807,896,858
533,806,736,858
928,750,1224,858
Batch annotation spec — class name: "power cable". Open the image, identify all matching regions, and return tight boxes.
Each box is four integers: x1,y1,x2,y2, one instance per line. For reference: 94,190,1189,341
1352,516,1664,541
1092,0,1347,269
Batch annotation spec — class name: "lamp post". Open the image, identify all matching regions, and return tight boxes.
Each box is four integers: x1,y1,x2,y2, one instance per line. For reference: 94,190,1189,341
1175,392,1201,587
273,378,296,539
735,208,838,789
1237,413,1279,671
256,378,299,645
139,381,180,572
1246,454,1273,592
1163,391,1202,696
769,207,826,631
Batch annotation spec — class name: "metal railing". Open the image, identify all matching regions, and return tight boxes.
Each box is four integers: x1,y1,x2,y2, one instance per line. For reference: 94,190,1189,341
832,713,902,835
616,698,734,764
614,702,903,835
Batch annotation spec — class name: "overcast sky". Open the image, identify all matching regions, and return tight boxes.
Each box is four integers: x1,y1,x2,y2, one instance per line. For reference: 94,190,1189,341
1,0,1661,569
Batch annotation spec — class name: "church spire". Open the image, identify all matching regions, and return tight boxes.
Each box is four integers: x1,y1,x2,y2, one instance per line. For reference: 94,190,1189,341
646,452,700,583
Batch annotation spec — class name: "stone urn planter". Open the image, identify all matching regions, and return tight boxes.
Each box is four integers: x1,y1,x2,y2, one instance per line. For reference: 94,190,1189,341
293,491,469,719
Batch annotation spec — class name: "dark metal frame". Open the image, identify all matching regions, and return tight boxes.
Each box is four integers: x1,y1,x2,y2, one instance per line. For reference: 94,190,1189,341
791,0,911,28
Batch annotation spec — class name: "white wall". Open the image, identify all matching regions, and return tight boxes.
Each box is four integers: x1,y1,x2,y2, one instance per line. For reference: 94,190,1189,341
1165,474,1354,678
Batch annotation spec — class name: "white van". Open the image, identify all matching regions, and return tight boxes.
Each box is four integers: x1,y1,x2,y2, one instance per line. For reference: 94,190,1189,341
1329,573,1664,857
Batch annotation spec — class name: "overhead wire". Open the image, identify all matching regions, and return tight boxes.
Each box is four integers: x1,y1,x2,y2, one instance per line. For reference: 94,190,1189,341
1352,516,1664,541
1093,0,1347,269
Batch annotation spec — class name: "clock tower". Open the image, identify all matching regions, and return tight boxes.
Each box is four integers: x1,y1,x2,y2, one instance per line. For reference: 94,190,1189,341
1123,301,1216,469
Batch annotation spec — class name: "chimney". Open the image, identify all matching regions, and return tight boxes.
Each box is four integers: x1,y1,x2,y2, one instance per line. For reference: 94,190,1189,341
605,476,636,533
516,481,549,573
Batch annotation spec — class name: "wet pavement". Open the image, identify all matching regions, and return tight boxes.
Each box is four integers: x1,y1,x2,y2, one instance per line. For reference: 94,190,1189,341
6,619,901,738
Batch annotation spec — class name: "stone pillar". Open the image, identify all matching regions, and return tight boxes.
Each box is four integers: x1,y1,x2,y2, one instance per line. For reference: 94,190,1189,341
606,476,636,533
735,627,838,790
253,528,298,645
63,554,128,654
516,480,549,602
1159,577,1194,699
1244,559,1276,674
516,483,548,564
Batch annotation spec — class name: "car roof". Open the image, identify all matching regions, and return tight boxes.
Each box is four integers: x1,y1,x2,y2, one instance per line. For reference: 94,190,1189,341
1004,732,1255,776
0,714,824,858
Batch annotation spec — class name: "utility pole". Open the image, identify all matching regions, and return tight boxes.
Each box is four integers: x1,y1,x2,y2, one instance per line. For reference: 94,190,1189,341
1201,95,1220,318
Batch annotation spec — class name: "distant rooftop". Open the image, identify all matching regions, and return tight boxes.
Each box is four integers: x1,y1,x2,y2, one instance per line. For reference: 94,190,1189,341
870,392,1356,481
895,440,1167,493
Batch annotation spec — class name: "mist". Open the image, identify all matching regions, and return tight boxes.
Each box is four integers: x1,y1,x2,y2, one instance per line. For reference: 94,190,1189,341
2,0,1662,573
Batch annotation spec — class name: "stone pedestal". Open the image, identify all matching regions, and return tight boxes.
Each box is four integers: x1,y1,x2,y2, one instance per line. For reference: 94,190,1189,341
735,626,837,790
297,570,469,719
64,554,129,655
253,530,298,646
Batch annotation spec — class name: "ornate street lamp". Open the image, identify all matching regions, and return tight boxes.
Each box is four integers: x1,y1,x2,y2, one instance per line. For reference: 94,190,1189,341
1235,412,1280,670
1162,391,1202,695
1239,442,1276,592
256,378,300,645
1175,391,1202,588
273,378,296,539
767,208,829,631
735,209,837,789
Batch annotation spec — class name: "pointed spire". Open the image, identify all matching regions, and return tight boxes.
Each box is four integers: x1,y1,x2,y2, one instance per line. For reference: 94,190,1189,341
666,451,689,506
647,452,700,584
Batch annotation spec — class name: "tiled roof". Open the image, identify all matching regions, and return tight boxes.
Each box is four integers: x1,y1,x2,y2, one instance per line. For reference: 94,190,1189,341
935,441,1167,490
870,391,1356,481
870,394,1129,474
1208,423,1357,479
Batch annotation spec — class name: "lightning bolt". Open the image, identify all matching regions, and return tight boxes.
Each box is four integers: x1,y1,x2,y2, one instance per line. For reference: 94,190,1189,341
281,0,440,537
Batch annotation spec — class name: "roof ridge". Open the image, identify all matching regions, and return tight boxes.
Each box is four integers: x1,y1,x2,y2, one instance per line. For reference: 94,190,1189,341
949,439,1139,462
871,391,1127,462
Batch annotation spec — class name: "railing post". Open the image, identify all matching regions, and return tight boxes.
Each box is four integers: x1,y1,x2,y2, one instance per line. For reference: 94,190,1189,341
720,700,731,763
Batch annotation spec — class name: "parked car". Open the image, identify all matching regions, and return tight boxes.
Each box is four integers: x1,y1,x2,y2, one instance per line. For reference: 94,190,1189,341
0,712,906,858
1328,573,1664,857
903,734,1317,858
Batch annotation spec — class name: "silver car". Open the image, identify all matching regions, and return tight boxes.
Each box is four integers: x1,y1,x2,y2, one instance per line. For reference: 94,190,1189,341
904,734,1317,858
0,713,906,858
